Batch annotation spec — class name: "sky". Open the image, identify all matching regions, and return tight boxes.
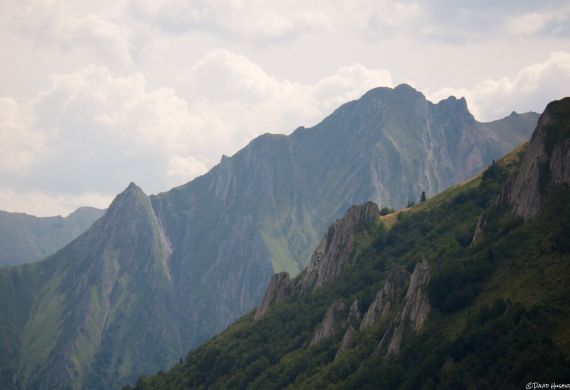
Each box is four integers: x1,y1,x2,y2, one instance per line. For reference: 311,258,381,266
1,0,570,216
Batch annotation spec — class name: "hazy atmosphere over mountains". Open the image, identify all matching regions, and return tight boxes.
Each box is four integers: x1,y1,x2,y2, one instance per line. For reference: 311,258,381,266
0,85,539,389
0,207,104,266
1,0,569,216
1,1,570,390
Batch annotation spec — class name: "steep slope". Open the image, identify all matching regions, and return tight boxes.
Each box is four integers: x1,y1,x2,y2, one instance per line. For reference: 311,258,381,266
130,97,570,390
0,207,104,265
499,97,570,220
148,84,537,347
0,183,183,389
0,85,538,389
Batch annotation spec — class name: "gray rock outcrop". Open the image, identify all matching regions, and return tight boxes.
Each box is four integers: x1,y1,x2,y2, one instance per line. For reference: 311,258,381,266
255,272,293,320
378,258,431,355
360,266,410,330
499,98,570,221
298,202,380,293
335,325,357,359
348,299,361,326
309,300,346,346
470,213,486,245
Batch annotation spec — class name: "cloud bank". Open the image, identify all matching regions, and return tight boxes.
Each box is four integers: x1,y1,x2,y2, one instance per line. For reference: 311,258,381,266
1,0,569,216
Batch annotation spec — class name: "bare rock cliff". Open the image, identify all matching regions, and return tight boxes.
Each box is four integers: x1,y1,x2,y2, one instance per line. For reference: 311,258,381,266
499,98,570,220
309,299,346,346
348,299,361,327
360,266,410,330
336,325,357,359
378,258,431,355
255,272,292,320
298,202,380,293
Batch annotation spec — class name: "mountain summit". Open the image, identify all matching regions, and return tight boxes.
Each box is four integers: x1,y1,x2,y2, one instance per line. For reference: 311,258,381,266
0,85,538,389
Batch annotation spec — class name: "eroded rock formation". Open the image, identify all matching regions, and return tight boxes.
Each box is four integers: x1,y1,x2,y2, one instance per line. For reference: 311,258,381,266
360,266,410,330
309,300,346,346
298,202,380,293
255,272,293,320
499,98,570,220
378,258,431,355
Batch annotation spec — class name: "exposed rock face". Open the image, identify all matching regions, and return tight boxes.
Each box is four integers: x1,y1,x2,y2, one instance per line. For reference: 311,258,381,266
298,202,380,293
499,98,570,220
336,325,357,359
378,258,431,355
401,258,431,331
255,272,292,320
309,300,346,346
470,213,486,245
360,266,410,330
348,299,361,326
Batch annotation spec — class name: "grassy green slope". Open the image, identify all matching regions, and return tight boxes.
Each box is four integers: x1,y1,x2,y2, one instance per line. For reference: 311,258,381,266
129,144,570,390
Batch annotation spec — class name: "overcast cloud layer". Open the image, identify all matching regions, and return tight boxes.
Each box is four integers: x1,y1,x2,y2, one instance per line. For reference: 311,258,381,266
1,0,570,216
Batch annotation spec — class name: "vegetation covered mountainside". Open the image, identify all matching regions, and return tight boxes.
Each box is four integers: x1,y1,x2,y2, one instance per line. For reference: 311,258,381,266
0,85,539,390
130,98,570,390
0,207,104,266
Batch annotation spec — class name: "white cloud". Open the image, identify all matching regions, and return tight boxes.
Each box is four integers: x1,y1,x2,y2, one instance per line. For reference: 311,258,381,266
166,155,209,187
429,51,570,121
0,0,569,217
4,0,135,67
3,46,569,216
0,98,52,173
0,51,394,215
129,0,332,43
25,65,203,193
176,48,394,144
507,9,570,37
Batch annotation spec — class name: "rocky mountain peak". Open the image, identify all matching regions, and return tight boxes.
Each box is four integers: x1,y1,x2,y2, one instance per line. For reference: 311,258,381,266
435,95,475,123
499,97,570,220
297,202,380,293
357,83,425,106
107,182,147,213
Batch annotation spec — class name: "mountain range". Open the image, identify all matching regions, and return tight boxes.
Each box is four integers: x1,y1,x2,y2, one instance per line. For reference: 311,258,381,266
128,97,570,389
0,207,104,266
0,84,539,389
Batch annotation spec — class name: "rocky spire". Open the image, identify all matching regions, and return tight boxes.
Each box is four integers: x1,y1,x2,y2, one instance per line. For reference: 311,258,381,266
470,213,485,245
348,299,361,327
378,258,431,355
309,299,346,346
254,272,292,320
360,266,410,330
335,325,357,359
297,202,380,293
